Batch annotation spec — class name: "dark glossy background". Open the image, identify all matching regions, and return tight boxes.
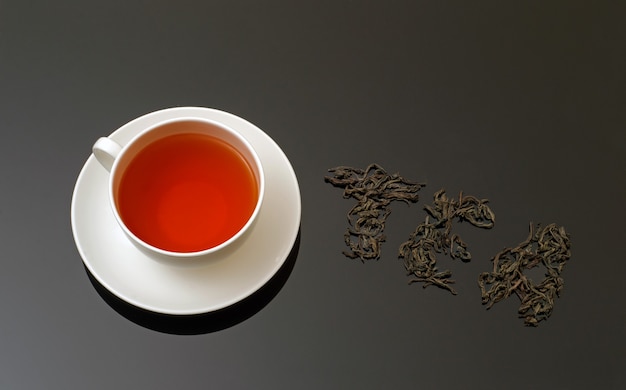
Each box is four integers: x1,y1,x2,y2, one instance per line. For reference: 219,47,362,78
1,1,624,389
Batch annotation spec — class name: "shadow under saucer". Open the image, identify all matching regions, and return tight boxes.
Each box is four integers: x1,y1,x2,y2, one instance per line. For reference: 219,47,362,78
85,229,300,335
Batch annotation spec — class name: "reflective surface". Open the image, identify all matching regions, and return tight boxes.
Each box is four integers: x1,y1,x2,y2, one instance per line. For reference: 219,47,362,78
1,1,624,389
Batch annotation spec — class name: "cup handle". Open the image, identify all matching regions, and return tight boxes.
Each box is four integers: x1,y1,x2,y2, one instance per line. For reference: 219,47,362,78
92,137,122,172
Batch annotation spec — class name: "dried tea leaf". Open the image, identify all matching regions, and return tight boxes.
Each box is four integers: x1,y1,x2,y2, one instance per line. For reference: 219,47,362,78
478,223,571,327
399,190,495,294
325,164,425,261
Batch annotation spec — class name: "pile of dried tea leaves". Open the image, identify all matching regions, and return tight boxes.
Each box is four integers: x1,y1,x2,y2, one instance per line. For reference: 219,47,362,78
398,189,495,295
478,223,571,327
324,164,425,261
325,163,571,327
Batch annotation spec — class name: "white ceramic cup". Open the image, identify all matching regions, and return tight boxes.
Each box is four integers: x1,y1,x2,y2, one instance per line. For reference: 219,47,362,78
92,117,265,259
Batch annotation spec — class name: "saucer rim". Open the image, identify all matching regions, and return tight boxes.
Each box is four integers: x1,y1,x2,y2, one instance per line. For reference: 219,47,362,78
71,107,301,315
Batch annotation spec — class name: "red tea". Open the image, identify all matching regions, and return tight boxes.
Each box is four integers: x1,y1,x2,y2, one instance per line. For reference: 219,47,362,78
116,133,258,252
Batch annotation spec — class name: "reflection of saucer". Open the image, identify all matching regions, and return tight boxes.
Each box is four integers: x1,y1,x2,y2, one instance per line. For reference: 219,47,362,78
71,107,301,315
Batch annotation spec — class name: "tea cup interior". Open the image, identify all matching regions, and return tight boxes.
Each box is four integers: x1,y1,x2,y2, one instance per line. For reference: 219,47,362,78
108,118,264,258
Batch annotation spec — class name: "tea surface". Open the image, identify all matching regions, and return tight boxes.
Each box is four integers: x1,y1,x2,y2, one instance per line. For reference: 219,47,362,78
117,133,258,252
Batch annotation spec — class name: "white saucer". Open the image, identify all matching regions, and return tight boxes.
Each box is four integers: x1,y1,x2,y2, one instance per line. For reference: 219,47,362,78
71,107,301,315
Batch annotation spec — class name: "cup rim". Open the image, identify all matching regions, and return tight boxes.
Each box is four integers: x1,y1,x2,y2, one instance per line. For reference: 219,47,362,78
107,116,265,258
